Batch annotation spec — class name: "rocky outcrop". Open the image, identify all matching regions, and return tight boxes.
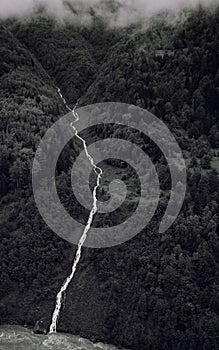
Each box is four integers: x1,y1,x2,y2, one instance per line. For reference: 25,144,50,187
33,320,47,335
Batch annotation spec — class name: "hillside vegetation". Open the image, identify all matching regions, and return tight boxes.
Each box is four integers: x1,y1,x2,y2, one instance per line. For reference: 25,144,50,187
0,5,219,350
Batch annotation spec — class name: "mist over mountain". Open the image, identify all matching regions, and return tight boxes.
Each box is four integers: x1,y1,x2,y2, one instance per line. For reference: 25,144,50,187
0,0,218,25
0,2,219,350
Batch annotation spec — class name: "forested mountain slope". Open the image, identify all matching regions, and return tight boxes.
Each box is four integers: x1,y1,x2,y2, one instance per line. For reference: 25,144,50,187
7,14,121,105
0,5,219,350
83,7,219,143
0,24,79,328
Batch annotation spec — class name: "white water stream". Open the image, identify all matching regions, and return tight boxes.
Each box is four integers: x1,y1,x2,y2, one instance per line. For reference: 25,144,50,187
49,88,102,333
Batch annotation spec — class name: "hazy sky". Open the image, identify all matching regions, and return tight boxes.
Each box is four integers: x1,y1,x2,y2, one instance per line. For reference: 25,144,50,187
0,0,217,24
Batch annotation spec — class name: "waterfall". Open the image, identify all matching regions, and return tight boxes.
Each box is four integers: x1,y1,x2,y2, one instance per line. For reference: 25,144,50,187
49,88,102,333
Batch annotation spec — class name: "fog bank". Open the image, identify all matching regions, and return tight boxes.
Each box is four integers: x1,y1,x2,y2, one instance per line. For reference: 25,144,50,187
0,0,218,25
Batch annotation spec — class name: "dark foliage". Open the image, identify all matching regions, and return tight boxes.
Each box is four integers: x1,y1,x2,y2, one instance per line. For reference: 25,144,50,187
0,5,219,350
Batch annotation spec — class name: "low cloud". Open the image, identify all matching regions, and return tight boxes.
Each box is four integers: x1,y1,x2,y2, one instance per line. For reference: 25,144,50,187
0,0,217,25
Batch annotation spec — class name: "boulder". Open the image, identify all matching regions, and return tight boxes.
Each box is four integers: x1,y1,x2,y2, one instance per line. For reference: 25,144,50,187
33,320,47,335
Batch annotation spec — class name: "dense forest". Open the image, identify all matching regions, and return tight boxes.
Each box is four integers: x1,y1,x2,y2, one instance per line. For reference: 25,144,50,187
0,3,219,350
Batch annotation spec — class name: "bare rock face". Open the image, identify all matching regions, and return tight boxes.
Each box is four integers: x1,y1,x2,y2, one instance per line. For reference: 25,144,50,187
33,320,47,335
